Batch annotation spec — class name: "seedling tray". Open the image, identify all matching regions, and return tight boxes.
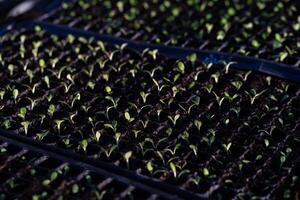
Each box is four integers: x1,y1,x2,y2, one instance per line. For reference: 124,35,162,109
41,0,300,67
0,136,168,200
0,22,299,199
0,1,300,199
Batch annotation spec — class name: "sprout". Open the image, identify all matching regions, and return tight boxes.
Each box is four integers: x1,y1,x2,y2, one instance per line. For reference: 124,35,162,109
203,84,213,93
245,89,267,105
8,64,14,76
152,78,166,93
148,49,158,60
211,72,220,83
172,86,179,97
169,162,177,178
251,39,260,48
187,53,197,64
54,120,64,133
168,114,180,126
71,93,81,107
39,59,46,73
103,145,117,159
0,90,4,100
47,104,56,117
21,121,30,135
114,132,121,145
177,61,185,74
231,81,243,90
72,184,80,194
193,120,202,131
223,142,232,152
140,91,150,103
43,76,50,88
87,81,95,90
124,151,132,168
124,112,134,122
264,139,269,147
18,107,27,120
146,161,154,174
26,69,34,83
80,139,88,152
203,168,209,176
189,144,198,157
13,89,19,102
95,131,101,142
3,120,12,129
105,86,112,94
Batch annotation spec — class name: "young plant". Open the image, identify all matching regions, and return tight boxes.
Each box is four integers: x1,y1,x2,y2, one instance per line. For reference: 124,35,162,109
80,139,88,152
140,91,150,103
124,151,133,168
124,111,134,122
39,59,46,73
21,121,30,135
168,114,180,126
18,107,27,120
54,119,64,133
193,119,202,131
169,162,177,178
245,89,267,105
47,104,56,118
146,161,154,175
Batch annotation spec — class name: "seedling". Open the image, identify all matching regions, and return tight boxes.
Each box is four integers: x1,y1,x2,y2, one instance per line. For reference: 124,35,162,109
8,64,14,76
245,89,267,105
124,111,134,122
21,121,30,135
39,59,46,73
80,139,88,152
194,119,202,131
146,161,154,175
54,119,64,133
168,114,180,126
140,91,150,103
18,107,27,120
124,151,133,168
169,162,177,178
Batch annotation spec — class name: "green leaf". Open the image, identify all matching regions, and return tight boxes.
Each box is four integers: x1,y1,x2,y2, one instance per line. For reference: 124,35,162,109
251,40,260,48
18,107,27,119
189,144,198,157
47,104,56,117
279,51,288,62
169,162,177,178
146,161,153,173
187,53,197,63
80,139,88,152
105,86,112,94
21,121,30,135
50,172,58,181
177,62,185,74
194,120,202,131
39,59,46,72
124,151,132,168
72,184,79,194
8,64,14,76
203,168,209,176
264,139,269,147
13,89,19,101
124,112,131,121
95,131,101,142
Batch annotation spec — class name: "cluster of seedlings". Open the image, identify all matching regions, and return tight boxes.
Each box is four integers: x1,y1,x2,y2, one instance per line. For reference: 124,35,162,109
0,139,157,199
0,27,299,199
43,0,300,66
